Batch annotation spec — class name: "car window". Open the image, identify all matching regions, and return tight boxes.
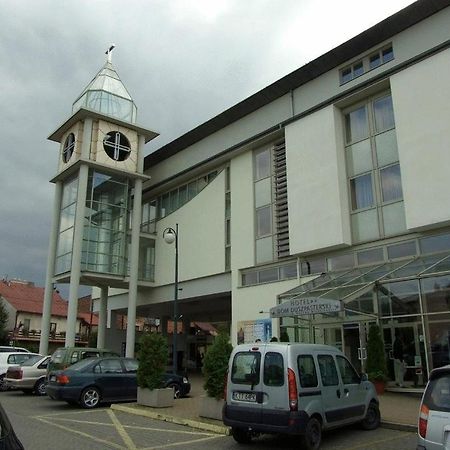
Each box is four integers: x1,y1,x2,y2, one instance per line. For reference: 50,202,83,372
424,374,450,412
96,359,123,374
7,354,32,364
51,349,66,363
21,355,42,366
123,359,138,373
37,358,50,369
263,352,284,386
298,355,318,388
231,352,261,385
81,351,100,360
336,356,360,384
318,354,339,386
70,351,80,364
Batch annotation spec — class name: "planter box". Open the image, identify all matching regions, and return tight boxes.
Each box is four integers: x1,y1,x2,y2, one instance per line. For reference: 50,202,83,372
199,395,224,420
137,387,174,408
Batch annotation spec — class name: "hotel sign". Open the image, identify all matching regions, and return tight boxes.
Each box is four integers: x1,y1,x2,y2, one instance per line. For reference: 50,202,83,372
270,297,342,318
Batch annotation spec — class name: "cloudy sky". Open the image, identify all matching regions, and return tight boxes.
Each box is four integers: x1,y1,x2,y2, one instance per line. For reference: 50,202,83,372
0,0,415,295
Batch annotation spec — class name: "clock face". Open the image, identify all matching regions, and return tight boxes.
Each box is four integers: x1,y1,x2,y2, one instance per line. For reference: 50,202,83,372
62,133,75,163
102,131,131,161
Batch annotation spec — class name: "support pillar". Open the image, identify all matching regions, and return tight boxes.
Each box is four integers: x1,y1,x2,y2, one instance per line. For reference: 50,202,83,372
97,287,108,349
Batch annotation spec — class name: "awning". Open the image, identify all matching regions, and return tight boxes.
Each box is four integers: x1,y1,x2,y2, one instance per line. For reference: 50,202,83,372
277,252,450,313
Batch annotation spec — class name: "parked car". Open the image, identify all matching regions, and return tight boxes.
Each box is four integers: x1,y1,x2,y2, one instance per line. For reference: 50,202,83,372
417,365,450,450
4,355,50,395
0,346,30,353
46,356,190,408
223,343,380,448
47,346,120,373
0,352,41,391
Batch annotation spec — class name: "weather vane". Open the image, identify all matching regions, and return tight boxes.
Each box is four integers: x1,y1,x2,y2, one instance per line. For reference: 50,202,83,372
105,44,115,63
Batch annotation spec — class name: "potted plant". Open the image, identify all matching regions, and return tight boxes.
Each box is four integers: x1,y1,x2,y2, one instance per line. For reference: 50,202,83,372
200,331,233,420
137,332,174,407
366,324,388,395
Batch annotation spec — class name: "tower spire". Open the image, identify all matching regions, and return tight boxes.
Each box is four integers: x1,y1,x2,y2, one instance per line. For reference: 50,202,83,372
105,44,115,63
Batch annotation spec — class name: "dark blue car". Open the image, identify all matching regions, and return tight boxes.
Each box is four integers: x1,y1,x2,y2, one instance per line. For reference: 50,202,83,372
46,356,190,408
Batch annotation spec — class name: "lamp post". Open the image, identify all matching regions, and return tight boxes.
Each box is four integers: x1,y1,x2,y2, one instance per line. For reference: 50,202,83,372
163,224,179,374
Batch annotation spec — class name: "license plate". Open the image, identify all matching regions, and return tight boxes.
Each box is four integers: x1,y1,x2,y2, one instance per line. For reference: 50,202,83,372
49,375,56,382
232,391,257,402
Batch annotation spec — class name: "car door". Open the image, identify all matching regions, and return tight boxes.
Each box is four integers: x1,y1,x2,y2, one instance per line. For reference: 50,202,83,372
335,355,367,422
94,359,126,400
317,353,345,426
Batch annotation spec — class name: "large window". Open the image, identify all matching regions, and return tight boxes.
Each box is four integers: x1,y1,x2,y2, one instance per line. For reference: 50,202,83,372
345,93,405,243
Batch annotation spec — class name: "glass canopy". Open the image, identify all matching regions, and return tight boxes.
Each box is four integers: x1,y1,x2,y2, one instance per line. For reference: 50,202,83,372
279,253,450,305
72,61,137,123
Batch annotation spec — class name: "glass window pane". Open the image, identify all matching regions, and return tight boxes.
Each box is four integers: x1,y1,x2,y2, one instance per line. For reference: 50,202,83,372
198,176,208,191
378,280,420,316
255,178,272,208
264,352,284,386
256,236,273,263
170,190,179,211
256,206,272,237
328,253,354,271
242,271,257,286
352,209,379,242
297,355,318,388
380,164,403,202
346,139,372,176
280,263,297,279
188,181,197,200
357,247,384,265
373,95,395,132
259,268,279,283
350,174,373,210
345,106,368,143
375,129,398,167
382,201,406,236
179,185,188,205
369,53,381,70
301,259,326,275
341,67,352,84
318,354,339,386
420,233,450,255
387,240,416,259
382,46,394,63
255,149,271,180
353,61,364,78
422,276,450,314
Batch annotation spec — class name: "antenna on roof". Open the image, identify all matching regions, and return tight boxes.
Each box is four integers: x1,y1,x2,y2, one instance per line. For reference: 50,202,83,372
105,44,116,63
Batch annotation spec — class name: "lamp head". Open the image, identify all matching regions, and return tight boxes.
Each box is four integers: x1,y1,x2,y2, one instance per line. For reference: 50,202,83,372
164,230,176,244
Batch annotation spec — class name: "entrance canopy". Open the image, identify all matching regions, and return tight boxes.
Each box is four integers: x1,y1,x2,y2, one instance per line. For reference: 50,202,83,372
278,253,450,311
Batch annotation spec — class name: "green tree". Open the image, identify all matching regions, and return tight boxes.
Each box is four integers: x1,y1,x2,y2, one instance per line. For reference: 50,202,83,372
0,302,9,345
202,332,233,400
366,324,387,381
137,332,168,390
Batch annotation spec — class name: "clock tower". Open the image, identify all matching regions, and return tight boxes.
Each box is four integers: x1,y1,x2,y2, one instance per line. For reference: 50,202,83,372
39,48,158,356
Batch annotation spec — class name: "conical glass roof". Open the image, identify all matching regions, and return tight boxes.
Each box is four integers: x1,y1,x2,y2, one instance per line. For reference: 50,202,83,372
72,52,137,123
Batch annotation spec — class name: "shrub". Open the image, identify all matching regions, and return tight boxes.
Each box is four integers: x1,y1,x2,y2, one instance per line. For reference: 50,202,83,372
202,332,233,400
366,324,387,382
137,332,168,390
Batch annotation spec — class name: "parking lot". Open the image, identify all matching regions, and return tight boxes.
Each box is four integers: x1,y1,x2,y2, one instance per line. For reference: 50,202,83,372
1,389,418,450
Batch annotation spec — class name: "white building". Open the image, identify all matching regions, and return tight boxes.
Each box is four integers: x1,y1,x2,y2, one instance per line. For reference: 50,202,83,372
41,1,450,384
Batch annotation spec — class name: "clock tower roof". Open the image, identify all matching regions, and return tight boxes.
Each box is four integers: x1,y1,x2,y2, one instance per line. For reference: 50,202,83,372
72,47,137,124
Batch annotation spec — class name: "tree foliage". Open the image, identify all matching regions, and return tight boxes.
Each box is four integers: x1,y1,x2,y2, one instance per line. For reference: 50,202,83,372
0,302,8,345
202,332,233,400
137,332,168,390
366,324,387,381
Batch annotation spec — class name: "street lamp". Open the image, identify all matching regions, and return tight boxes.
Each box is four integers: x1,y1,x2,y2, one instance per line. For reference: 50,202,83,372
163,224,179,374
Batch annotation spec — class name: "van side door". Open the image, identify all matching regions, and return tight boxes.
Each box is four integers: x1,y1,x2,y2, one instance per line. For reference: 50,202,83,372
335,355,367,422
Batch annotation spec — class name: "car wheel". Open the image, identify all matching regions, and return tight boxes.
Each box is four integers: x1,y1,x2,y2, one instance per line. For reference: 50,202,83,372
168,382,181,399
34,378,47,396
231,427,252,444
79,386,101,409
300,417,322,450
361,401,380,430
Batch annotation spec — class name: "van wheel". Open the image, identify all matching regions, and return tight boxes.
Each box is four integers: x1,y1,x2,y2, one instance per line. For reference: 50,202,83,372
231,427,252,444
300,417,321,450
361,402,380,430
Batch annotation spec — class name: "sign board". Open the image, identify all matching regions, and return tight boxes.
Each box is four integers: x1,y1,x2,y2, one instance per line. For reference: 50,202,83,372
270,297,342,318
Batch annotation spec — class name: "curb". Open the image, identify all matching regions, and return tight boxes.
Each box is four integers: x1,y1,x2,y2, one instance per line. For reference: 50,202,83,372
111,404,230,435
381,420,416,433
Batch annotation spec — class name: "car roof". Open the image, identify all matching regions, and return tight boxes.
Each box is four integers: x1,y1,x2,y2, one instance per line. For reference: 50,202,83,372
429,365,450,380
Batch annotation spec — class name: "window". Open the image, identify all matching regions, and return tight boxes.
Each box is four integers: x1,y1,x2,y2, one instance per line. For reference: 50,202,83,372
123,359,138,372
345,93,405,242
103,131,131,161
318,355,339,386
231,352,261,385
62,133,75,163
98,359,123,374
340,60,364,84
264,352,284,386
298,355,318,388
336,356,360,384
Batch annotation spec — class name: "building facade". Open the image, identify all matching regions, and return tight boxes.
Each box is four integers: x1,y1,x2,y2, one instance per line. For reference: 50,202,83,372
42,1,450,384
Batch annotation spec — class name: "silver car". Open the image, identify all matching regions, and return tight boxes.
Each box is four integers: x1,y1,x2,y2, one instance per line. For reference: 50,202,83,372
418,365,450,450
4,355,50,396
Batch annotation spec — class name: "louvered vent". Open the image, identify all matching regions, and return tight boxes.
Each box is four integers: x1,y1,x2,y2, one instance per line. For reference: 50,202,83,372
273,141,289,258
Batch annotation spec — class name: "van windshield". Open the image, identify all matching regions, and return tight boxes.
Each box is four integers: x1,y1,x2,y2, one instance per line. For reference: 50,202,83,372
231,352,261,385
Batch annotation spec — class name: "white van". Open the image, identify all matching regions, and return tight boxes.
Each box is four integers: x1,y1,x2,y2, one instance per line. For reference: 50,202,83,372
417,365,450,450
223,343,379,449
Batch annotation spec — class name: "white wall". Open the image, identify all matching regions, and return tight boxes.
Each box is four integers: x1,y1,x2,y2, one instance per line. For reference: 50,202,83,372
154,170,226,285
391,48,450,231
286,105,351,255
